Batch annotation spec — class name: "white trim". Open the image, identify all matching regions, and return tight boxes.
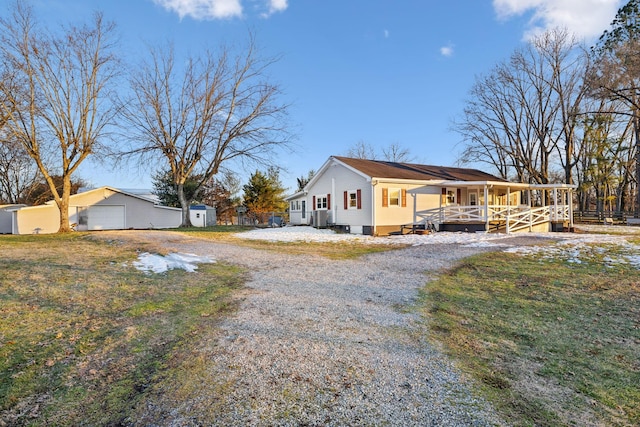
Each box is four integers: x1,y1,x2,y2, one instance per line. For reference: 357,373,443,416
347,190,358,209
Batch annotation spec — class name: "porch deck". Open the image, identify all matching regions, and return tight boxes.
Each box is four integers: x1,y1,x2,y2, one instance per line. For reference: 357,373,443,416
415,205,573,233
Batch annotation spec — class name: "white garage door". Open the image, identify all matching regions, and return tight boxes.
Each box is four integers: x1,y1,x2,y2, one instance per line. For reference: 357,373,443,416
88,205,125,230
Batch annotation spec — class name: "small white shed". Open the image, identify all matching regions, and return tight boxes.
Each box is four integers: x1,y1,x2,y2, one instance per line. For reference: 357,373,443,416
189,205,217,227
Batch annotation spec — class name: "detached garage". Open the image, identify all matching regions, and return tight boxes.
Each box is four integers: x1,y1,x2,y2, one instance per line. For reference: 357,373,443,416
9,187,182,234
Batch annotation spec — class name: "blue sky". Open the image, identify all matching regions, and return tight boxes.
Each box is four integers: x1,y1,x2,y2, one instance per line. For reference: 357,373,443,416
24,0,625,193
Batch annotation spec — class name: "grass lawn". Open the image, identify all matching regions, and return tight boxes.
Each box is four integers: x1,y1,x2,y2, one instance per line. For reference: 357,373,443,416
419,240,640,426
0,233,244,426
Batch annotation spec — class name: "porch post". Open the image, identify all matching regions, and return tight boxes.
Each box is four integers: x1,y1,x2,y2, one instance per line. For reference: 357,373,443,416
439,186,443,224
506,186,511,234
569,188,574,229
484,184,489,232
552,187,558,222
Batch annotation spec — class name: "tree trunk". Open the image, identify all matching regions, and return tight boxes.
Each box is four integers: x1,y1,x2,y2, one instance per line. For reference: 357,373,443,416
177,183,193,227
56,174,73,233
635,112,640,217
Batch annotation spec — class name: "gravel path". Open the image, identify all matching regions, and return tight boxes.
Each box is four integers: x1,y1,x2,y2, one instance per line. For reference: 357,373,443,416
114,231,525,426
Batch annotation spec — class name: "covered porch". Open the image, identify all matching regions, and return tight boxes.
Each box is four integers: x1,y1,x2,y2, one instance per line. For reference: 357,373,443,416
412,181,576,233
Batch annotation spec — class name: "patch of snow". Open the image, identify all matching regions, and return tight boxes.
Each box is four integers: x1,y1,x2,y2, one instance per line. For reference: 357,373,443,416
234,226,518,246
133,252,215,274
234,225,640,269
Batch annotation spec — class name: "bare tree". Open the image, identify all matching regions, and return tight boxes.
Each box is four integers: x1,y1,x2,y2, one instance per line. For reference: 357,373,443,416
0,2,120,232
591,0,640,215
345,140,376,159
381,142,416,163
0,134,40,203
345,140,416,163
122,35,291,227
455,28,590,188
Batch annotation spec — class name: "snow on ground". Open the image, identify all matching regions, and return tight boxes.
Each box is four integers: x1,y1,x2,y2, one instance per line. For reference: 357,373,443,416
234,226,519,246
234,225,640,269
133,252,214,274
129,224,640,273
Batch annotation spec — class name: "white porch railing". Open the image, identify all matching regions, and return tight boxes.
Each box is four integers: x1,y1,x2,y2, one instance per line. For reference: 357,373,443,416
415,204,571,233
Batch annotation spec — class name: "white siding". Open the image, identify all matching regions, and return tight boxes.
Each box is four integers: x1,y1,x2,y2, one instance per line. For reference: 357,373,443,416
288,195,310,225
306,161,372,232
11,187,181,234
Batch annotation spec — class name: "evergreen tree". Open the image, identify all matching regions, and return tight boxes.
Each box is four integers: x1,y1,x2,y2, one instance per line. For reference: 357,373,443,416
242,168,287,224
152,170,204,208
296,170,315,192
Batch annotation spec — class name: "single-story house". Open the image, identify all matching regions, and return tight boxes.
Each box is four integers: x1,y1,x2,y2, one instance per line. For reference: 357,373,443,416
189,204,217,227
6,186,182,234
286,156,575,235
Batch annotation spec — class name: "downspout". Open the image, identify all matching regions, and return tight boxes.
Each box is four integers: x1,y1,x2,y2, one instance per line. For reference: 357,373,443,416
371,179,377,236
331,177,336,225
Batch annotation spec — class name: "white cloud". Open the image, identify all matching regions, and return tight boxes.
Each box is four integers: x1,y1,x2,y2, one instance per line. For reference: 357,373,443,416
261,0,288,17
153,0,289,20
440,43,454,57
493,0,623,40
268,0,288,14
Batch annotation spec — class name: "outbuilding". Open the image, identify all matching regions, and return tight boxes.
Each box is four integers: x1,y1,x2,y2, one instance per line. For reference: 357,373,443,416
189,204,217,227
8,186,182,234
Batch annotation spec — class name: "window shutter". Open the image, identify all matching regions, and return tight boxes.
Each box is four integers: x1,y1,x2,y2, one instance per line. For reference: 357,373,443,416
382,188,388,207
401,189,407,207
457,188,462,204
357,189,362,209
344,191,348,209
312,195,316,210
327,193,331,210
441,188,447,195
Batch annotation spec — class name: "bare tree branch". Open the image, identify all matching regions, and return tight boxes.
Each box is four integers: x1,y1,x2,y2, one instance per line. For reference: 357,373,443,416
0,1,120,231
121,33,292,226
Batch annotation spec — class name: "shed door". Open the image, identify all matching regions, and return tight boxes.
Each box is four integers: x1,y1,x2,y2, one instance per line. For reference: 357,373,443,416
88,205,125,230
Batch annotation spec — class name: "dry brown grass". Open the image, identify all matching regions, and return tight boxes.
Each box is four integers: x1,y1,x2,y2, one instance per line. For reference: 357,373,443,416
0,233,244,426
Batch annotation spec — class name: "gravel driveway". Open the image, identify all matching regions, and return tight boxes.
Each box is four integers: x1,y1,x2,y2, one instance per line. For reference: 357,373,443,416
115,231,519,426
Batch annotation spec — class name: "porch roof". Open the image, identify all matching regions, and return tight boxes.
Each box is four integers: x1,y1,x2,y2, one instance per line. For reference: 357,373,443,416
423,180,577,190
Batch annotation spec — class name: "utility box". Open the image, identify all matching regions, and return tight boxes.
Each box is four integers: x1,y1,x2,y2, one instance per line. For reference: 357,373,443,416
313,210,328,228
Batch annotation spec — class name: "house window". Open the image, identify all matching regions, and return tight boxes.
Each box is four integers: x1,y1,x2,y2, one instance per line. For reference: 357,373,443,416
349,191,357,208
382,188,406,207
446,188,457,205
301,201,306,219
315,194,328,210
78,206,88,226
344,189,362,209
389,188,400,206
469,192,478,206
